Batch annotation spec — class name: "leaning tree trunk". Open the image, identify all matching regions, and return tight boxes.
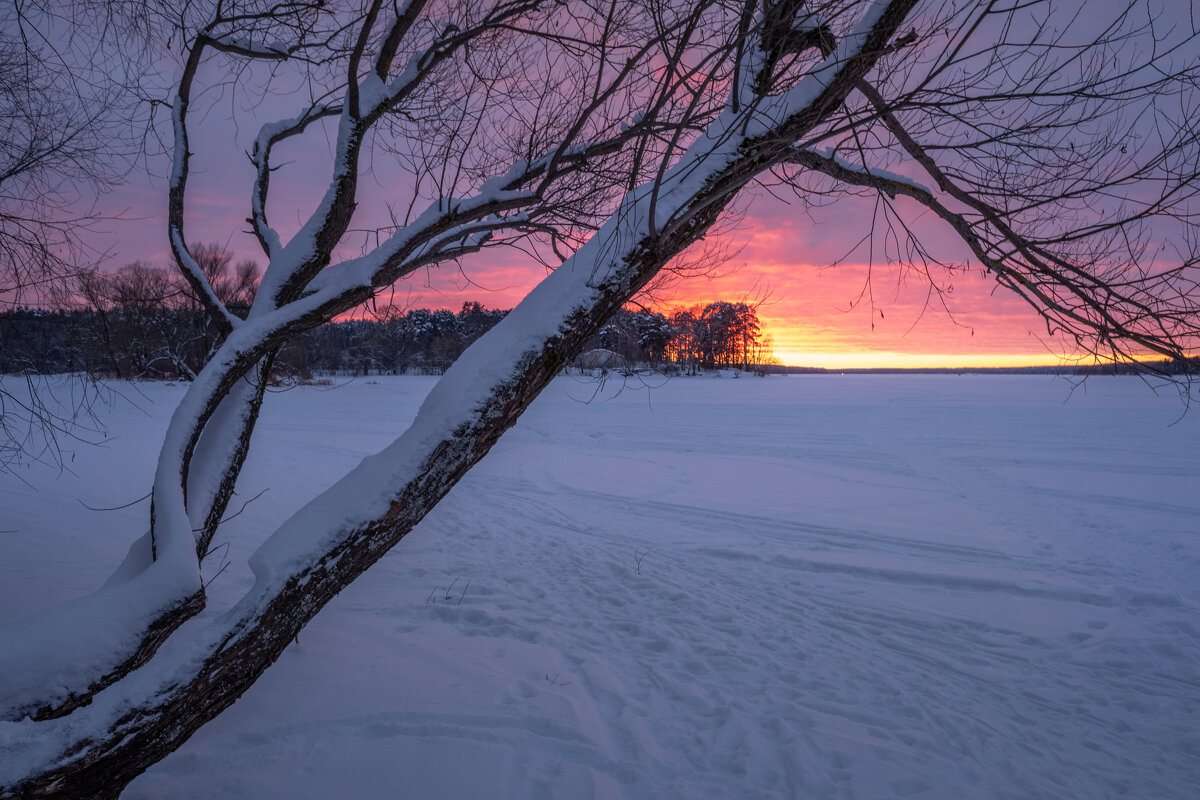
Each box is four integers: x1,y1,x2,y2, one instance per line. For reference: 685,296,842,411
1,4,918,794
2,203,725,800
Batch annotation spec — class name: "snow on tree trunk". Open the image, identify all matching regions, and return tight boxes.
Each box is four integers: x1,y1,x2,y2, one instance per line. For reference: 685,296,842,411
7,3,1037,795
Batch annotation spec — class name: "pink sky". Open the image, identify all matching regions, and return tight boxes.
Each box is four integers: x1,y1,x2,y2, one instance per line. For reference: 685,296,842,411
85,42,1118,373
98,153,1073,369
99,193,1073,369
26,0,1189,369
83,0,1188,370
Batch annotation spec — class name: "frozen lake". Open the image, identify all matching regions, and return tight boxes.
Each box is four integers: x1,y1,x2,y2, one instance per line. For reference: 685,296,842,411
2,374,1198,798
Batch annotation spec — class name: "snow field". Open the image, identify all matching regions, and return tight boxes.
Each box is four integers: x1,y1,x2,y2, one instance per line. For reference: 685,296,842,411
1,374,1197,798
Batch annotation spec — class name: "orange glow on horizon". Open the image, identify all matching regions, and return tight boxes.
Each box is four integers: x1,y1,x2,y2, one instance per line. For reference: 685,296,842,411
367,260,1079,369
643,253,1077,369
342,240,1082,369
769,350,1068,370
109,188,1093,369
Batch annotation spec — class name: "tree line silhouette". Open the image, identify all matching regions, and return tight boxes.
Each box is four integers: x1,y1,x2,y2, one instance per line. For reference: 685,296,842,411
1,249,774,380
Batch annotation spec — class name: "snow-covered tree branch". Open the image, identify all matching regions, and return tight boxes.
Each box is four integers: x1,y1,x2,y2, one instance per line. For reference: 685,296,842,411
2,1,1198,797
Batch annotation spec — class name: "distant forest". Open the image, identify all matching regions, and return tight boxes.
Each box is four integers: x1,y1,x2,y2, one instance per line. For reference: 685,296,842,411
0,250,775,380
4,251,1193,380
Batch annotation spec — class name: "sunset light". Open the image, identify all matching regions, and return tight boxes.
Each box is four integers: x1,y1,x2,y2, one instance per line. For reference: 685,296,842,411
768,350,1064,370
101,197,1075,369
328,209,1074,370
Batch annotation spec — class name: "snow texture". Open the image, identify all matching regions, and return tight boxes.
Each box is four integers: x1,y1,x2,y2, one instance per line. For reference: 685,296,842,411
807,146,934,195
0,373,202,718
1,374,1197,799
211,34,289,57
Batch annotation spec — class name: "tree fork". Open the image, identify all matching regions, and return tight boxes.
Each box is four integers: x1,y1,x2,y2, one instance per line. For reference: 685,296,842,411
1,127,748,796
196,351,278,559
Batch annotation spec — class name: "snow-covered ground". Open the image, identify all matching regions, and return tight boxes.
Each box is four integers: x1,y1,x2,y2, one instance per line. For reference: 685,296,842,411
1,374,1198,799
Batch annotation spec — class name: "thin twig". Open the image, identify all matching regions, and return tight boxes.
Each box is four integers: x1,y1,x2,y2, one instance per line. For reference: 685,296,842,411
78,490,151,512
213,487,269,527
